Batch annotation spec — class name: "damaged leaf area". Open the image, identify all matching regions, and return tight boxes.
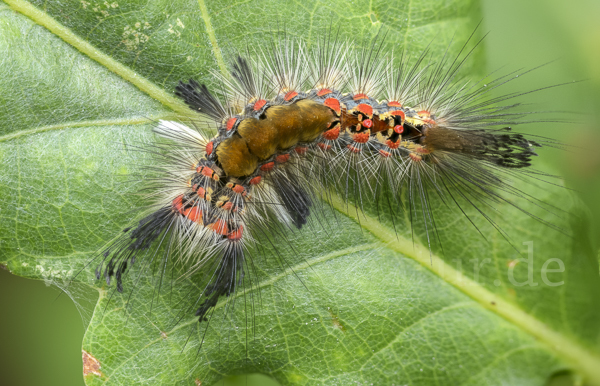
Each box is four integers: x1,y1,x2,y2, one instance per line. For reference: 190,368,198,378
0,0,599,385
82,350,102,378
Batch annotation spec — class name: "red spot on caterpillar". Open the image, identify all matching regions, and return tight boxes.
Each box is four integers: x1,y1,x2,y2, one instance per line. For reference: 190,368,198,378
276,154,290,163
347,144,361,153
205,141,214,155
260,162,275,172
233,185,246,194
362,119,373,129
284,90,298,101
183,206,202,223
323,124,340,140
393,125,404,134
414,146,431,155
409,153,422,162
316,88,332,96
387,100,402,107
317,142,331,151
172,195,184,213
353,132,370,143
227,225,244,241
417,110,435,124
379,149,391,157
209,219,229,235
323,98,341,115
196,187,209,200
386,139,400,149
390,110,405,121
226,118,238,131
356,103,373,117
222,202,233,211
294,146,308,155
226,182,247,196
198,166,220,181
253,99,267,111
353,93,368,101
249,176,262,185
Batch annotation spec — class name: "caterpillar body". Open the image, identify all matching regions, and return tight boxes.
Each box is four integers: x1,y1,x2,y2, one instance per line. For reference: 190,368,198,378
93,32,546,323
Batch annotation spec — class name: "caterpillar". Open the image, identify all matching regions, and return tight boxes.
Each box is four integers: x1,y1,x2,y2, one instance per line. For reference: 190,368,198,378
89,29,552,325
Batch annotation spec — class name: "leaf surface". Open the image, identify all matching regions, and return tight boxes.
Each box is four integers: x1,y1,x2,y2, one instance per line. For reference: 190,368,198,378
1,0,599,385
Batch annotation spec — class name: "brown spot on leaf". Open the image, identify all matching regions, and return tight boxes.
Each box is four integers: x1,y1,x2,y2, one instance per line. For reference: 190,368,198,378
0,264,8,271
82,350,102,377
328,309,346,332
195,379,202,386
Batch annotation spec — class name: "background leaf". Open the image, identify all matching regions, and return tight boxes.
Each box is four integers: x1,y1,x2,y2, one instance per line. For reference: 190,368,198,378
1,0,599,385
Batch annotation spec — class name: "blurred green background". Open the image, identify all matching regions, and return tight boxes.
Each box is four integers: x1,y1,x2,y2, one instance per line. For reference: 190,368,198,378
1,0,598,385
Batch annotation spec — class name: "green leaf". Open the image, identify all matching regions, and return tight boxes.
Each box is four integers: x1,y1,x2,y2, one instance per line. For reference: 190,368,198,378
1,0,599,385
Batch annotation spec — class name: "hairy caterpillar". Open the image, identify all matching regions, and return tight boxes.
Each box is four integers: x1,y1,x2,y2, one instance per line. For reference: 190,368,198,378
86,28,555,328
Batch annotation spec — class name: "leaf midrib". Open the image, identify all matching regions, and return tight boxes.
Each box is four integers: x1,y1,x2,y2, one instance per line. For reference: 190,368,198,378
4,0,192,116
0,117,172,143
5,1,600,384
329,196,600,385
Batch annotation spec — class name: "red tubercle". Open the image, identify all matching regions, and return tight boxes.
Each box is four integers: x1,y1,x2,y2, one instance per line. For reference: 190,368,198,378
323,125,340,140
227,225,244,241
417,110,435,124
209,219,229,236
414,145,431,155
393,125,404,134
233,185,246,194
260,162,275,172
387,101,402,107
356,104,373,117
353,93,368,101
196,187,209,200
323,98,341,115
316,88,332,97
284,90,298,101
390,110,405,121
378,149,391,158
253,99,267,111
226,182,247,196
226,117,238,131
222,202,234,211
172,194,184,213
353,132,370,144
275,154,290,164
409,153,422,162
386,139,400,149
205,141,214,155
183,206,203,223
197,166,220,181
294,146,308,155
249,176,262,185
317,142,331,151
362,119,373,129
347,144,361,153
